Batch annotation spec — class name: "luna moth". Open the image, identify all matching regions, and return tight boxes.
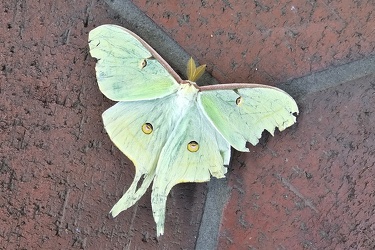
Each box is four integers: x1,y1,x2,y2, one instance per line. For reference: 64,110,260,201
88,24,298,237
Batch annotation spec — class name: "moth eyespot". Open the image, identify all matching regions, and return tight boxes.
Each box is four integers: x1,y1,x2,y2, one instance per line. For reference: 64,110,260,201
140,59,147,69
236,96,243,106
187,141,199,152
142,123,153,134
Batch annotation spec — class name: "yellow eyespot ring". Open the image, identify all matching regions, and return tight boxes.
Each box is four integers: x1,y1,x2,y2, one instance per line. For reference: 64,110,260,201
236,96,243,106
140,59,147,69
187,141,199,152
142,123,153,134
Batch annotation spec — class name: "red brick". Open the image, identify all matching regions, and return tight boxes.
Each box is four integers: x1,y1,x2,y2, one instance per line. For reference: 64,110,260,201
0,1,204,249
133,0,375,85
218,75,375,249
2,0,375,249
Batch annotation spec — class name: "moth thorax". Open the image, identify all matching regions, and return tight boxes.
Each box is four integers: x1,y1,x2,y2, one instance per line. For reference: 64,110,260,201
175,83,199,111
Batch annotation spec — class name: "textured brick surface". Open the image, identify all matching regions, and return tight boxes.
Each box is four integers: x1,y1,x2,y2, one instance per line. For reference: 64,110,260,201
219,74,375,249
1,0,375,249
133,0,375,85
129,1,375,249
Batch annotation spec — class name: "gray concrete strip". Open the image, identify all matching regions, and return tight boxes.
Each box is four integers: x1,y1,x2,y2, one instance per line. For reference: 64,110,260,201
195,178,231,250
103,1,375,249
281,56,375,98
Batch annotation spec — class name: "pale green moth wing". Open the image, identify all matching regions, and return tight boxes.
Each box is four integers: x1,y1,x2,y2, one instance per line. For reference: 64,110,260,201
198,86,299,152
151,102,231,236
88,24,180,101
89,26,299,237
103,94,179,217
